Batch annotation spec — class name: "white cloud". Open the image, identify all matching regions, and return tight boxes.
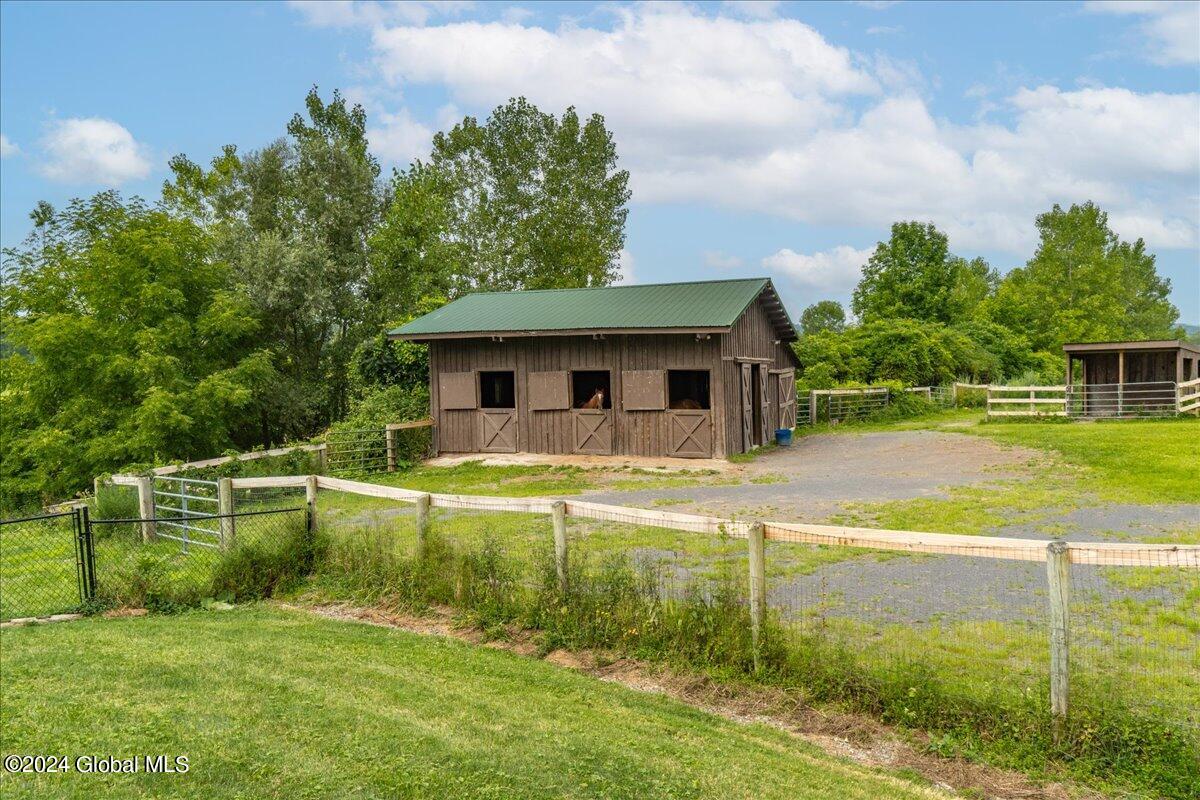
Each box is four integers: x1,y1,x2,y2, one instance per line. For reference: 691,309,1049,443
614,248,637,285
702,251,745,270
866,25,902,35
367,107,434,166
1085,1,1200,66
762,245,873,295
0,134,18,157
38,118,151,184
306,3,1199,255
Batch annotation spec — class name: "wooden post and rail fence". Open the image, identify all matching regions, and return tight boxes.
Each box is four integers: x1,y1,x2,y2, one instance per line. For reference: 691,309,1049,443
107,470,1194,740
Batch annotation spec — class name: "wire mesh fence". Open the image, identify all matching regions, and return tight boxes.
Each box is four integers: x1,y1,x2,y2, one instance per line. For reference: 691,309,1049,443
300,476,1200,766
0,510,90,621
810,387,890,423
1069,547,1200,734
764,539,1052,724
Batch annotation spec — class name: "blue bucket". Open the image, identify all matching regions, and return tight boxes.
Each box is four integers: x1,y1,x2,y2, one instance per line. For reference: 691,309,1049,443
774,428,793,446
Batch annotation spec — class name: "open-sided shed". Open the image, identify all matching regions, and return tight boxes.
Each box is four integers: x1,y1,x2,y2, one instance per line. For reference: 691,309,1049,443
1063,339,1200,417
390,278,800,458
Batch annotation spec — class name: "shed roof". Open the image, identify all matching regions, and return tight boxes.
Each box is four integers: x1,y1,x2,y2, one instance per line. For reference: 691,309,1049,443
389,278,797,341
1063,339,1200,355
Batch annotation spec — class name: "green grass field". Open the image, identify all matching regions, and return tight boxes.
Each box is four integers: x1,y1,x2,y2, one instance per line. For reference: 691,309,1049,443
0,606,945,800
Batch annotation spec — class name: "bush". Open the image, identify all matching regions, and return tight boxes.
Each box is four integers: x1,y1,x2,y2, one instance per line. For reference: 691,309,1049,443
209,518,325,601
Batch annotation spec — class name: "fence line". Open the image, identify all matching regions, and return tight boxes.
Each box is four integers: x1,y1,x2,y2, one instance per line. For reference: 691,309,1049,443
283,472,1198,735
262,474,1198,568
985,379,1200,419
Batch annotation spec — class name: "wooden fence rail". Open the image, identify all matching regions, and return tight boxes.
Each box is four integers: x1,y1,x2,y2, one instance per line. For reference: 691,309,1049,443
251,472,1198,734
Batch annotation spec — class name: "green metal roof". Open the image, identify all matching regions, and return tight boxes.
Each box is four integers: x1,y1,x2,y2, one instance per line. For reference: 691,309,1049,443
389,278,797,341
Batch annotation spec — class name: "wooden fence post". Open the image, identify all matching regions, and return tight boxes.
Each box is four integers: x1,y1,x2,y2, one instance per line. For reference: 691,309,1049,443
808,390,817,425
136,476,156,544
415,493,431,558
217,477,236,550
315,444,327,475
385,426,398,472
552,500,568,594
748,521,766,673
305,475,318,535
1046,540,1071,744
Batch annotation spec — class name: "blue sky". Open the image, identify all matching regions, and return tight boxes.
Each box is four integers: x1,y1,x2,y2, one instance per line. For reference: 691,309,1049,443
2,0,1198,322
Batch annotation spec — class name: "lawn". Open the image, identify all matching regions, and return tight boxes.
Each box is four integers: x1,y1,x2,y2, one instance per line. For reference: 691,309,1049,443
0,607,945,800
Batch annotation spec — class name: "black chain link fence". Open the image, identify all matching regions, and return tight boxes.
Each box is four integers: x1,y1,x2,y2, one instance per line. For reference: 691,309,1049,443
1,506,310,620
0,509,91,621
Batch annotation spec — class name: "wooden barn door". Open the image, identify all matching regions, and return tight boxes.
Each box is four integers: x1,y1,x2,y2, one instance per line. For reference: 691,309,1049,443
572,410,612,455
740,363,753,450
479,411,517,452
757,365,770,444
667,411,711,458
777,370,797,429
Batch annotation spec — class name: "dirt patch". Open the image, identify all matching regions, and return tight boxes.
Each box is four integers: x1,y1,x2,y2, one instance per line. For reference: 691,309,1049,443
584,430,1046,521
287,601,1098,800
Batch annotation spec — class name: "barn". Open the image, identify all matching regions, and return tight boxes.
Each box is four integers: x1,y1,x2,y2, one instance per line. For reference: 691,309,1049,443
389,278,800,459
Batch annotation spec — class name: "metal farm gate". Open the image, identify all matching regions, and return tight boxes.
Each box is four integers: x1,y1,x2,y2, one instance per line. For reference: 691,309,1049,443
153,476,222,552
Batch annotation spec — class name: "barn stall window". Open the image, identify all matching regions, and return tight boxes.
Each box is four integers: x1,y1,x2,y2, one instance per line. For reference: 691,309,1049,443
668,370,710,410
571,371,612,409
479,371,516,409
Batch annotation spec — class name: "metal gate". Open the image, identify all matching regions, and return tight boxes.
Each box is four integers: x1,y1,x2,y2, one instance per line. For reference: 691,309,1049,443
153,476,221,552
0,507,95,621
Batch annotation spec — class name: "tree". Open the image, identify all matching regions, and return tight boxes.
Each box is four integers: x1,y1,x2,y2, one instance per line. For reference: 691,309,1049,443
0,193,274,508
987,202,1178,351
852,222,995,325
799,300,846,335
366,164,458,325
163,88,383,438
397,97,630,294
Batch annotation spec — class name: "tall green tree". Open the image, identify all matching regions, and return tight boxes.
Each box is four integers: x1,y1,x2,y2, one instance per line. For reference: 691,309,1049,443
799,300,846,335
0,193,274,508
852,222,996,325
988,202,1179,351
164,88,383,436
381,97,630,297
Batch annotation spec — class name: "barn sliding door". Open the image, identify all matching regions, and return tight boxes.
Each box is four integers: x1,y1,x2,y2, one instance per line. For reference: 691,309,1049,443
740,363,753,450
757,365,770,444
777,370,796,429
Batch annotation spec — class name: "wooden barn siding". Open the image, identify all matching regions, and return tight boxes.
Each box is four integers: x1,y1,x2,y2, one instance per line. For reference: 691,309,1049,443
520,336,615,455
719,296,795,454
430,339,519,453
431,333,725,456
619,333,724,457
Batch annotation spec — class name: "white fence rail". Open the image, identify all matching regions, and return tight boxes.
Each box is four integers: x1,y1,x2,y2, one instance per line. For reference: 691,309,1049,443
236,473,1198,736
987,380,1199,419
